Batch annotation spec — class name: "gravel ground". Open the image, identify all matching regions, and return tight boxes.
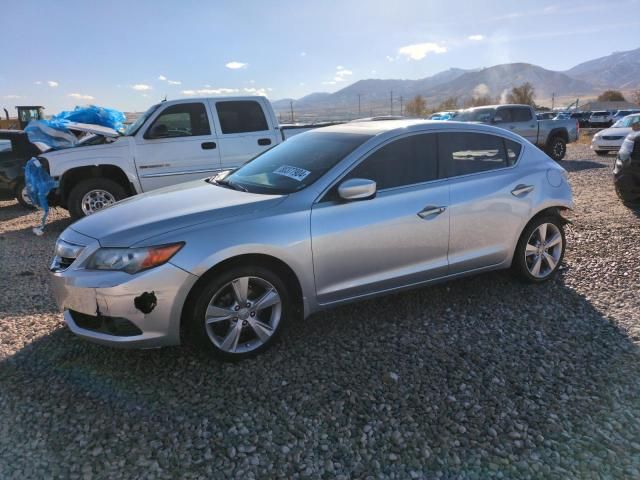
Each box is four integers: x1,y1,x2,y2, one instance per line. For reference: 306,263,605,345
1,145,639,479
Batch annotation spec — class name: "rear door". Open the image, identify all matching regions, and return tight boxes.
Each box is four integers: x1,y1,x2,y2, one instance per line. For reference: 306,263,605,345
208,99,279,170
134,101,221,191
311,133,450,305
495,107,537,142
441,131,532,274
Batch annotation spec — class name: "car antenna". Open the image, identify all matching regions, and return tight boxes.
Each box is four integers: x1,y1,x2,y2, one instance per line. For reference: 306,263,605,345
162,95,167,102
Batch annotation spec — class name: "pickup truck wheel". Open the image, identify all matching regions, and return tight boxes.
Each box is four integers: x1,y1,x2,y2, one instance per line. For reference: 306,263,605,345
546,136,567,161
184,265,291,361
14,179,35,209
68,178,127,220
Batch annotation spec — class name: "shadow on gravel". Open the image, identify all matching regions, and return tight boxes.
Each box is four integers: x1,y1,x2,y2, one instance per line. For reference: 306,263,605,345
2,270,640,478
561,159,609,172
0,202,37,223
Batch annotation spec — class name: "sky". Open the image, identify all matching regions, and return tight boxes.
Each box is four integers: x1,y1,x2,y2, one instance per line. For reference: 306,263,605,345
2,0,640,113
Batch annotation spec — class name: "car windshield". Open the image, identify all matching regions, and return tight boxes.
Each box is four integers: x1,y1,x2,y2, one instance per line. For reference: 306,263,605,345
456,108,495,122
124,104,161,136
223,131,372,194
615,115,640,128
591,111,607,116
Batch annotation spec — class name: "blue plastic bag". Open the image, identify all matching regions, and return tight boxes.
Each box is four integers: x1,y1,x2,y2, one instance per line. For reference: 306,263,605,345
53,105,126,131
24,157,59,234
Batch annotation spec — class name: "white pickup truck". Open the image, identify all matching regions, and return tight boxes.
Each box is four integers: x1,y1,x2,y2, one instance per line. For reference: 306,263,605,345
39,96,287,219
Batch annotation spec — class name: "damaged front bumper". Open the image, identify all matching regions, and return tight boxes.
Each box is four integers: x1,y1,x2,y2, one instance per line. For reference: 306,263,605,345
49,229,198,348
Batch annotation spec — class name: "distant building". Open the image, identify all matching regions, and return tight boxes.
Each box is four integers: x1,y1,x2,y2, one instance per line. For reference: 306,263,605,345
577,100,640,111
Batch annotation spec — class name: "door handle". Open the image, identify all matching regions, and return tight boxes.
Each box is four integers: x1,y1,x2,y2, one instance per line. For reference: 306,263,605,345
258,138,272,146
511,184,534,196
417,206,446,219
201,142,217,150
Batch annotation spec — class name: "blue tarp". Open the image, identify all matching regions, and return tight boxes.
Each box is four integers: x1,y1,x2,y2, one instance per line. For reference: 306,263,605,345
52,105,126,131
24,157,59,234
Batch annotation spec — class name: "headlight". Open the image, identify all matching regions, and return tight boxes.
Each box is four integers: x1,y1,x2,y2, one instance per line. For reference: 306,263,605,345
85,243,184,274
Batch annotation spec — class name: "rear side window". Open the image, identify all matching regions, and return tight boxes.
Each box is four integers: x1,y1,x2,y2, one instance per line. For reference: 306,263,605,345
440,132,509,177
346,133,439,190
493,109,512,123
216,101,269,134
145,103,211,139
505,139,522,165
512,107,533,122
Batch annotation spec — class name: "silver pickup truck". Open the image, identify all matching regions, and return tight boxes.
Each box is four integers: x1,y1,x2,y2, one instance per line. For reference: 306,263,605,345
456,104,579,161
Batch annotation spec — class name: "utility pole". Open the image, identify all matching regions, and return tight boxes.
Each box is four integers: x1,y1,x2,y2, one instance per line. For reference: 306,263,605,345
289,101,294,123
357,94,362,116
551,93,555,110
399,96,404,116
390,91,393,115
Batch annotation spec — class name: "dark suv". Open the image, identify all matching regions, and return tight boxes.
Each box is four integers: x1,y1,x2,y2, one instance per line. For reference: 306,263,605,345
0,130,40,208
614,129,640,207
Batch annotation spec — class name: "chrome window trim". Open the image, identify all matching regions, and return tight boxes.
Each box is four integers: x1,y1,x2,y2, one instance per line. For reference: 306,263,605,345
140,168,224,178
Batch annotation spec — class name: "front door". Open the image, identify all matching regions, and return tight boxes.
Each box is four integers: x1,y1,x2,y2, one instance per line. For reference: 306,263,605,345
134,101,221,191
311,133,450,305
495,107,537,143
208,99,279,170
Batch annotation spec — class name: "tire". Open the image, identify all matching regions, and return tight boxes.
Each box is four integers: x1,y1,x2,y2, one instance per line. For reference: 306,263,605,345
184,265,292,361
67,177,127,220
595,150,609,157
546,136,567,161
512,215,566,283
14,179,36,209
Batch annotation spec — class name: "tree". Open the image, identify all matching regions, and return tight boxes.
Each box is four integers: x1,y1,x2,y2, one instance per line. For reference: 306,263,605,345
506,82,536,106
633,90,640,105
405,95,427,117
464,95,495,107
436,96,458,111
597,90,626,102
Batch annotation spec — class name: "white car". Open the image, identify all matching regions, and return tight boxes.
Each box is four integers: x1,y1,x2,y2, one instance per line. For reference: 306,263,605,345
589,111,614,127
611,109,640,124
591,113,640,156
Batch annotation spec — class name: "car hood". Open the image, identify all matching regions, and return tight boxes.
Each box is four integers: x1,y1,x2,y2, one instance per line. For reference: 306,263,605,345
597,127,632,137
70,179,285,247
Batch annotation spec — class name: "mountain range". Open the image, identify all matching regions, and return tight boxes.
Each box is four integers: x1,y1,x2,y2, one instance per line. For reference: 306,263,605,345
272,47,640,119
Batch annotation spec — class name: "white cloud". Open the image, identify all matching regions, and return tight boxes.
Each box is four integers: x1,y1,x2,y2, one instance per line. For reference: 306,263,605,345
167,80,181,85
243,87,270,97
398,42,447,60
68,93,95,100
47,80,59,87
182,88,240,96
225,61,247,69
331,66,353,83
34,81,42,85
158,75,167,81
322,81,336,85
299,82,305,86
468,34,485,41
132,84,152,91
386,55,396,62
4,94,21,99
300,52,307,57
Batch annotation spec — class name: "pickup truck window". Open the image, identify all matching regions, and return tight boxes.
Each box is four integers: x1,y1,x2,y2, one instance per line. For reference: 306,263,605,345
144,103,211,139
457,108,494,122
440,132,509,177
511,107,533,122
216,101,269,134
125,103,160,136
493,109,512,123
224,131,372,194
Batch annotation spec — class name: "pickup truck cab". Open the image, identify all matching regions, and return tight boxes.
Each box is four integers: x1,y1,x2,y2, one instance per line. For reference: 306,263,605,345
39,96,283,218
456,104,579,161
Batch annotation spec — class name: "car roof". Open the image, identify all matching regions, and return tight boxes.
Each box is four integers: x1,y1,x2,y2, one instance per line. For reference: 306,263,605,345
313,119,524,140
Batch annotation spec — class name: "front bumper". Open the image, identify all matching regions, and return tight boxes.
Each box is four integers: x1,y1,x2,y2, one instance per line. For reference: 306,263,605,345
49,234,199,348
591,139,623,152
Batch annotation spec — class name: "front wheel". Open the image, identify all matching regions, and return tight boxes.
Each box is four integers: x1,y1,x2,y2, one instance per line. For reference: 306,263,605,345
512,216,566,283
546,137,567,161
184,265,291,361
14,179,35,209
67,178,127,220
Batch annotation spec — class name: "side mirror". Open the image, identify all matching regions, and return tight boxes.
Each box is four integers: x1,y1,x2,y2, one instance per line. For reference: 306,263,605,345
150,124,169,138
338,178,377,201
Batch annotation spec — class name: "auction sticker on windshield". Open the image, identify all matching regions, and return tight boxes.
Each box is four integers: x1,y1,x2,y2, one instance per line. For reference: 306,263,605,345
273,165,311,181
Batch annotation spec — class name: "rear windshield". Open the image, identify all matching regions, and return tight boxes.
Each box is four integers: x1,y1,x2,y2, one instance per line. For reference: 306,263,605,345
591,111,608,116
456,108,495,122
225,131,372,194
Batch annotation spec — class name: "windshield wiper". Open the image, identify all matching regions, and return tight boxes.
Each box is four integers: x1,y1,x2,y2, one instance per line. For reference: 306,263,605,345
212,177,248,192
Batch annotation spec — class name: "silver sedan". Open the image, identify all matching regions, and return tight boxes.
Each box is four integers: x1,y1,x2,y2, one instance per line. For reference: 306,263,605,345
50,120,573,360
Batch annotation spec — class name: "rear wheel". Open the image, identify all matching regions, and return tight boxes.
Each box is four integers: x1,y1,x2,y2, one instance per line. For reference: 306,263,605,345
513,215,566,283
595,150,609,156
14,179,35,209
546,136,567,161
67,178,127,220
184,265,291,361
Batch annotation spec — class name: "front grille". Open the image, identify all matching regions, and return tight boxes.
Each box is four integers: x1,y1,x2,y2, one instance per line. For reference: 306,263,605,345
69,310,143,337
603,136,623,141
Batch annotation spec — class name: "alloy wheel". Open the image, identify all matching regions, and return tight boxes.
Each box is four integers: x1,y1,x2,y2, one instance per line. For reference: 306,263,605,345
525,223,563,279
204,276,282,354
81,189,117,215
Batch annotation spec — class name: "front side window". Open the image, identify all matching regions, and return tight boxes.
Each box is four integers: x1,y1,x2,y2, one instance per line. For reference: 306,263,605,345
345,134,439,190
216,101,269,134
440,132,509,177
224,131,372,194
511,107,533,122
457,108,495,122
493,109,513,123
145,103,210,139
